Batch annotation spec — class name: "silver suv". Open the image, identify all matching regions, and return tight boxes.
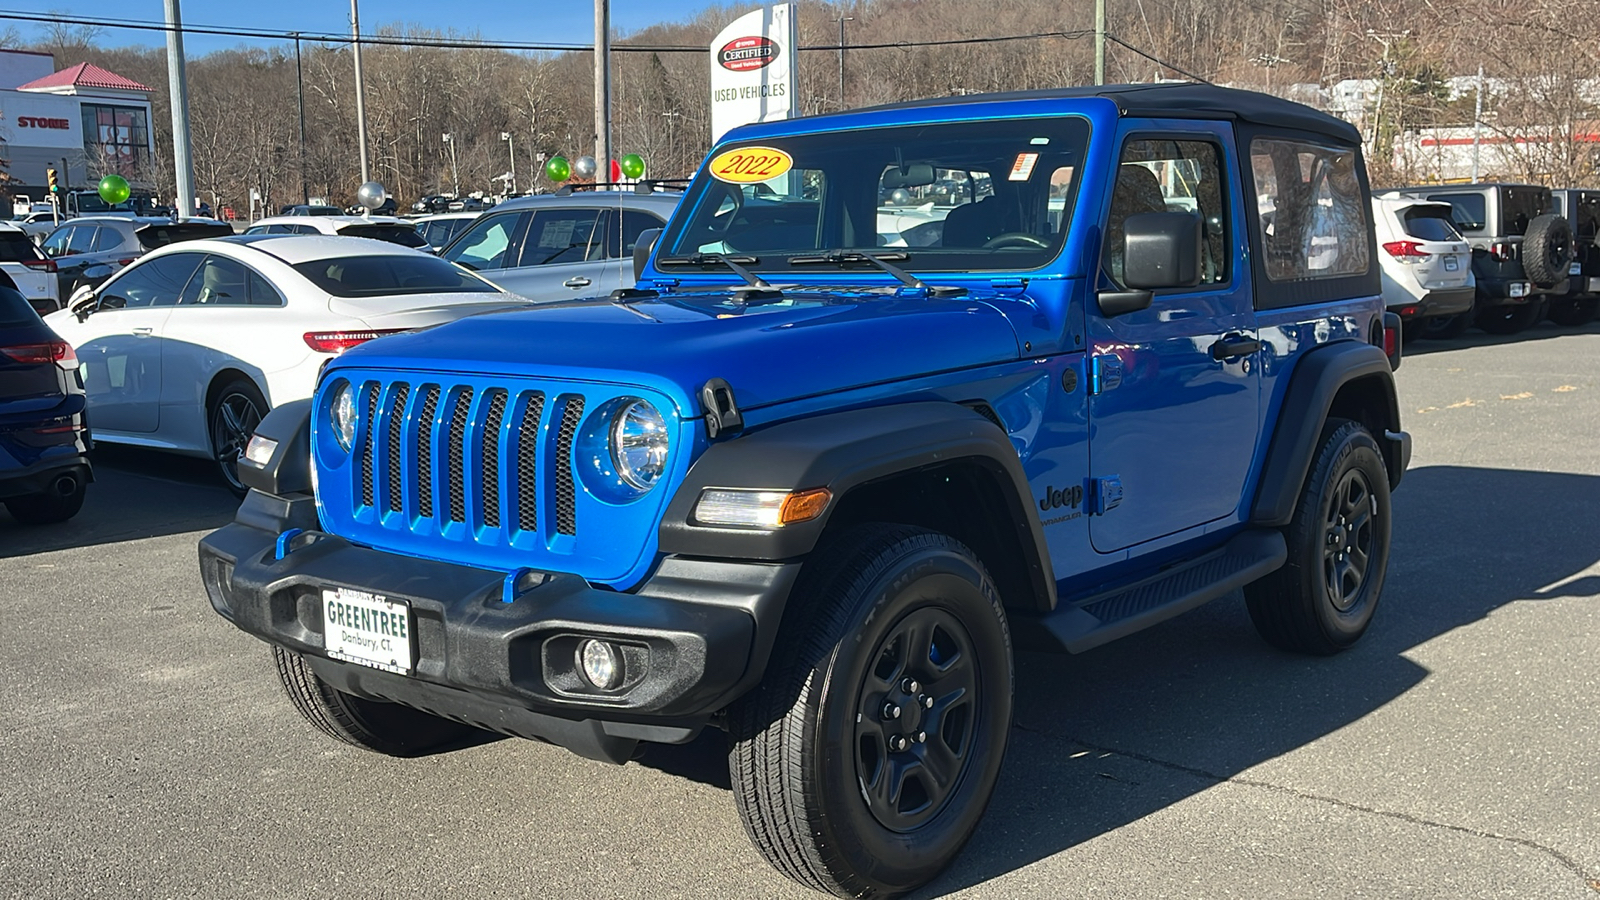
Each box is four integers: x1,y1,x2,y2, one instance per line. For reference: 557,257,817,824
437,188,680,300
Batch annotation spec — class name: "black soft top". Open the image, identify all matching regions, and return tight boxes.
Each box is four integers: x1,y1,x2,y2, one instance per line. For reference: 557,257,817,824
853,82,1360,146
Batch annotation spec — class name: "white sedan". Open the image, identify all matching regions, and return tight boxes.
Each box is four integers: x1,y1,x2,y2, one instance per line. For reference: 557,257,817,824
244,215,432,253
45,235,528,492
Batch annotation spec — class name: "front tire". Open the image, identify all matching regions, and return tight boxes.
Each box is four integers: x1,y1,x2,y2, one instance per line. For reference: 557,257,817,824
727,526,1013,898
1245,419,1391,655
209,378,267,497
273,647,483,756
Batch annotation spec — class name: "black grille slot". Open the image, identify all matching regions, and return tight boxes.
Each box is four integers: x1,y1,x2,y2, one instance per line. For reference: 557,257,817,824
480,390,507,528
359,382,379,507
385,383,409,513
415,387,439,518
446,388,473,523
554,396,584,536
516,394,544,533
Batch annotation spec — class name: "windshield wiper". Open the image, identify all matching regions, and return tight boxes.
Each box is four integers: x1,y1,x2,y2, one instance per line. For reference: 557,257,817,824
789,250,968,297
657,252,770,289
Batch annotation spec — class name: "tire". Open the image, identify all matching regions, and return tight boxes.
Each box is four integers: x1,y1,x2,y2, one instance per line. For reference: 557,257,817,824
1521,214,1574,287
1546,297,1599,327
1245,419,1391,656
208,378,267,497
727,525,1013,898
273,646,482,756
1476,300,1543,335
1416,310,1473,340
4,469,87,524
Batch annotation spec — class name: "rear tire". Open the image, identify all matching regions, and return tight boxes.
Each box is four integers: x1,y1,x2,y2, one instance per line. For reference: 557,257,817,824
1476,300,1543,335
273,647,482,756
208,378,267,497
1416,310,1473,340
1245,419,1391,655
727,525,1013,898
1546,297,1599,327
4,470,86,524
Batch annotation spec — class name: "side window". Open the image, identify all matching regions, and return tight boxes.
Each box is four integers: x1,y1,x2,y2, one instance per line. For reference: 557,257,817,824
179,255,251,306
247,269,285,306
1251,138,1370,280
68,226,98,255
608,209,667,258
1428,194,1486,232
517,208,604,266
98,253,204,310
1104,138,1229,288
92,227,123,252
42,227,72,257
443,212,526,271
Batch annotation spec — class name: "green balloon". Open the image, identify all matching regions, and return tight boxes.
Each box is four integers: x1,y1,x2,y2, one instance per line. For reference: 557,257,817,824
619,154,646,179
97,174,131,205
545,155,571,182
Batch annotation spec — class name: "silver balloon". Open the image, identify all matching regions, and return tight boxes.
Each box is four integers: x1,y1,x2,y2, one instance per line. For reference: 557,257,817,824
573,156,597,179
356,181,388,209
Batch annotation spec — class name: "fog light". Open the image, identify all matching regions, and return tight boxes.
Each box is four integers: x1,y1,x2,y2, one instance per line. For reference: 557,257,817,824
578,639,622,690
243,434,278,467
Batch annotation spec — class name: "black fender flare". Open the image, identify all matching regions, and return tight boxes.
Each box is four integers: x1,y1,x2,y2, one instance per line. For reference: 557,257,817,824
657,401,1057,611
237,398,313,497
1250,341,1408,527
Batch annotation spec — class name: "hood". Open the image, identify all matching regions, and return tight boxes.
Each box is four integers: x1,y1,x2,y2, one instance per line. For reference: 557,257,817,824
330,287,1023,412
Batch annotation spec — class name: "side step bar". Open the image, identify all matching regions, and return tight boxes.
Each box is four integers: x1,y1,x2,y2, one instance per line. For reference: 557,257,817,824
1027,529,1287,654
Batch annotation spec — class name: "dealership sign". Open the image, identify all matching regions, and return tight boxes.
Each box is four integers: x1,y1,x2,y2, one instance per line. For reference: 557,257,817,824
1,91,85,150
709,4,799,143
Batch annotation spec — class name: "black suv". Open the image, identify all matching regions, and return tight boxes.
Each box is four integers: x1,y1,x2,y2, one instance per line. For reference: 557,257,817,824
1546,188,1600,326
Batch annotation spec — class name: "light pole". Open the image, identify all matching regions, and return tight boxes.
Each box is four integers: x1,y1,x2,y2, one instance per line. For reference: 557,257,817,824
162,0,196,218
500,131,516,195
441,133,459,195
837,16,853,107
661,110,682,176
351,0,371,184
290,32,308,204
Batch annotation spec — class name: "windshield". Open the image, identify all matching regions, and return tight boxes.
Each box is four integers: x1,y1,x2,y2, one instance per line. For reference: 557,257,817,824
658,116,1090,273
293,255,500,298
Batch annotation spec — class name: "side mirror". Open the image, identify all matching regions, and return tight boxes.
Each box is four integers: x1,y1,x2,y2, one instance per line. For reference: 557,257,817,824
69,288,96,322
633,228,663,282
1122,211,1202,289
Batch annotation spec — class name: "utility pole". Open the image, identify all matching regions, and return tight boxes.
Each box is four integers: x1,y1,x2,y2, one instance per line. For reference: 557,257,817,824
1094,0,1106,85
291,33,308,204
501,131,516,195
837,16,853,106
163,0,197,218
351,0,371,184
1471,65,1484,184
442,133,459,195
594,0,611,185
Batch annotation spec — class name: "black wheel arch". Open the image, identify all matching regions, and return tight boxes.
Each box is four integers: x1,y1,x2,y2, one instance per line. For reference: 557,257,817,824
1251,340,1408,528
658,401,1058,614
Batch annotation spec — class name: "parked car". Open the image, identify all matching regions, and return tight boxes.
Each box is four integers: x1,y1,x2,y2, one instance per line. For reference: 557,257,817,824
279,204,345,217
244,215,431,253
40,216,233,299
203,83,1408,898
1369,195,1474,339
0,279,90,524
411,212,479,252
1545,188,1600,326
45,236,528,493
0,222,61,315
16,210,61,242
411,195,453,215
1388,183,1575,336
438,190,679,298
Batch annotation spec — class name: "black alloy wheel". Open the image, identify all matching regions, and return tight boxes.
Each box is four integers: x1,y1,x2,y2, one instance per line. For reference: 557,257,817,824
1322,468,1375,614
209,379,266,496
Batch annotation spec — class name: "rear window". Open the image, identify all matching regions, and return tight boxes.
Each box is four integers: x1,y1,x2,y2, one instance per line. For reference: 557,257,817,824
1401,207,1462,242
339,224,429,249
137,223,234,249
292,255,498,297
1429,194,1486,232
0,286,38,326
0,232,43,263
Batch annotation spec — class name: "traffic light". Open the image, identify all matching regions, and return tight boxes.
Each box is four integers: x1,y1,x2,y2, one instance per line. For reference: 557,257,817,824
46,168,58,193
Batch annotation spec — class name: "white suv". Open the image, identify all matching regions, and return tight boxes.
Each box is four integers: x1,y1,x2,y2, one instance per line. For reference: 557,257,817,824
1371,194,1475,339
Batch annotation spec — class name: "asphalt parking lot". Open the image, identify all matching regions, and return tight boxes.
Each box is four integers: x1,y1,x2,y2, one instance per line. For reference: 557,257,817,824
3,323,1599,900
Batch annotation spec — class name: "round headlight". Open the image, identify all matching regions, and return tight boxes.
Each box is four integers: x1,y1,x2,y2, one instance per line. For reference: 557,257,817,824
330,382,357,452
610,399,669,491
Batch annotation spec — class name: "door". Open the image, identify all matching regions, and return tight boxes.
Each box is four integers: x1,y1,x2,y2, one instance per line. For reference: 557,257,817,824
1087,130,1260,553
441,210,531,290
493,207,613,298
58,252,204,434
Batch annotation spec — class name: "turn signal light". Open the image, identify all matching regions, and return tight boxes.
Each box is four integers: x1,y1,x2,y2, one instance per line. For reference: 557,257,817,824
1490,241,1515,262
302,329,408,354
1382,240,1430,260
780,488,833,525
1,341,76,370
694,487,833,528
1383,322,1399,361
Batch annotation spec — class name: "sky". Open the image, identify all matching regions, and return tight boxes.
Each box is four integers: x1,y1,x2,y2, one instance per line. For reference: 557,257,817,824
6,1,722,55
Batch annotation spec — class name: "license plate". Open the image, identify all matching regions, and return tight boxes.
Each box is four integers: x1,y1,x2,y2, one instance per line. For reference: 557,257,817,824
322,588,414,674
1444,256,1459,271
1571,262,1583,275
1510,282,1528,297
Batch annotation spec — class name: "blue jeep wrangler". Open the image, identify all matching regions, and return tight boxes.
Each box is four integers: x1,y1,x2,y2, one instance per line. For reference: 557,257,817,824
200,84,1409,898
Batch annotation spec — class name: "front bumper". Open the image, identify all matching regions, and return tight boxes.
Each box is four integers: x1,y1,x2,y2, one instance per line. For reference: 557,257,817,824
199,491,800,763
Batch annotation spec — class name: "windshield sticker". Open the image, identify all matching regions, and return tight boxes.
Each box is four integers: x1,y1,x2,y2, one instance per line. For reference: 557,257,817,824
1009,152,1040,181
709,146,794,184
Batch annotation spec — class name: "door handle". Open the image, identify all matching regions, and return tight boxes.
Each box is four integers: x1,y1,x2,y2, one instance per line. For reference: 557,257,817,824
132,326,154,336
563,277,592,288
1210,334,1260,360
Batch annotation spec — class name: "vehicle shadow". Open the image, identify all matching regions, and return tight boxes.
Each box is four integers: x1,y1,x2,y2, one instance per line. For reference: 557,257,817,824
1404,316,1600,355
0,444,237,557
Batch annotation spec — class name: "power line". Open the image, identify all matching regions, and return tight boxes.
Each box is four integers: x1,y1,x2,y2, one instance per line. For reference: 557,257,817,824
1104,36,1212,84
